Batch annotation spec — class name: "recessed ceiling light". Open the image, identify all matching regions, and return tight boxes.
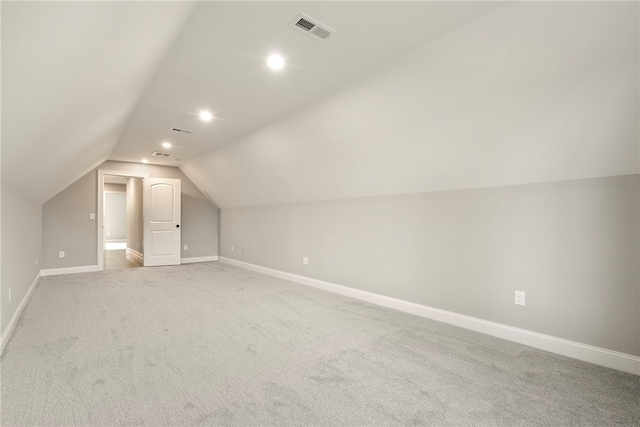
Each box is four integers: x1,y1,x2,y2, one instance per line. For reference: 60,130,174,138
141,159,148,164
267,54,285,70
162,142,172,149
199,111,213,122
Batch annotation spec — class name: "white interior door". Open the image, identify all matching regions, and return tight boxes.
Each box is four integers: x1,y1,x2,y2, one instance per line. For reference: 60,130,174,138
143,178,181,266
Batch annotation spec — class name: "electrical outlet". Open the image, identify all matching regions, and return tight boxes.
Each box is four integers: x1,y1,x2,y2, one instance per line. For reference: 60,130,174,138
184,244,188,250
59,251,65,258
302,256,309,265
515,290,525,306
231,245,234,252
9,288,12,302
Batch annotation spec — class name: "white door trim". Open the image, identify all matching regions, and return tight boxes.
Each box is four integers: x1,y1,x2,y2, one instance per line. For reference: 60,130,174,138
97,170,149,271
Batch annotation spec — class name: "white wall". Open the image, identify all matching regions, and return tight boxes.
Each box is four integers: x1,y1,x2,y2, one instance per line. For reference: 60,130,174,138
105,192,126,241
1,184,42,337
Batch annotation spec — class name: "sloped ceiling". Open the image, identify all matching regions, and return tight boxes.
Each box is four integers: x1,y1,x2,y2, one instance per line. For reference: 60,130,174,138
1,1,196,203
3,2,637,208
109,1,504,167
182,1,639,208
1,1,504,204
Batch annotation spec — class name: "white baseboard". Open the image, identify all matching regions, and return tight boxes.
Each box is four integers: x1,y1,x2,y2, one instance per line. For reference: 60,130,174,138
125,248,143,264
1,272,41,355
40,265,99,276
219,257,640,376
181,255,219,264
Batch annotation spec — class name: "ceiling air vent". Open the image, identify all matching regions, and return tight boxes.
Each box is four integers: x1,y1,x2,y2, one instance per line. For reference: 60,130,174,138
152,152,172,157
289,13,335,41
171,127,192,134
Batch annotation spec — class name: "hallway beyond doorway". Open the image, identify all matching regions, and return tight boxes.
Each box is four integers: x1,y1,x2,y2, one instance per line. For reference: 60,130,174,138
104,249,142,270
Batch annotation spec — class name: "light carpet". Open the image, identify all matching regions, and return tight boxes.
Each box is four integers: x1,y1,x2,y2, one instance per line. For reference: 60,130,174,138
1,262,639,426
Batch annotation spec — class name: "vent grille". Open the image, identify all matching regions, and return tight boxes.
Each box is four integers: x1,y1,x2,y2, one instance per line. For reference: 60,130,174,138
310,26,331,40
171,127,192,134
289,13,334,41
295,17,316,31
152,152,172,157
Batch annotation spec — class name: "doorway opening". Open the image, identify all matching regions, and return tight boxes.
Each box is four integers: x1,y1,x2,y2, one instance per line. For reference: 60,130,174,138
97,170,149,271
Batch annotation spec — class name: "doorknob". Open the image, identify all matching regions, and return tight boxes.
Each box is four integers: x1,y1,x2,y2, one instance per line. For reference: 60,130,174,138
176,224,180,228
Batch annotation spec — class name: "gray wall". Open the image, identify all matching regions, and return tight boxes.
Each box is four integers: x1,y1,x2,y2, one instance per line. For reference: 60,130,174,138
1,184,42,336
105,192,126,241
42,160,218,269
126,177,143,253
221,175,640,356
42,171,95,268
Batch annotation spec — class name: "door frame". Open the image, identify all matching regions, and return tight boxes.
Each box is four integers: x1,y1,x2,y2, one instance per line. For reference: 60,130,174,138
97,170,149,271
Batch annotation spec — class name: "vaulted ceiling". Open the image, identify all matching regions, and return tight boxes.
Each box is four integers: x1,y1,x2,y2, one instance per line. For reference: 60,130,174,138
2,1,638,208
109,1,505,166
2,1,504,203
2,1,196,203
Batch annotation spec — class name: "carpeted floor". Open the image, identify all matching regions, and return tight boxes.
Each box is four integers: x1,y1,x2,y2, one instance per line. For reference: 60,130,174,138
2,262,639,426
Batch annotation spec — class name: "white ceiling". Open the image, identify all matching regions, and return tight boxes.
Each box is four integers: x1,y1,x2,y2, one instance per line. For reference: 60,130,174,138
6,2,634,209
2,1,504,203
182,1,639,208
110,1,505,166
2,1,197,203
